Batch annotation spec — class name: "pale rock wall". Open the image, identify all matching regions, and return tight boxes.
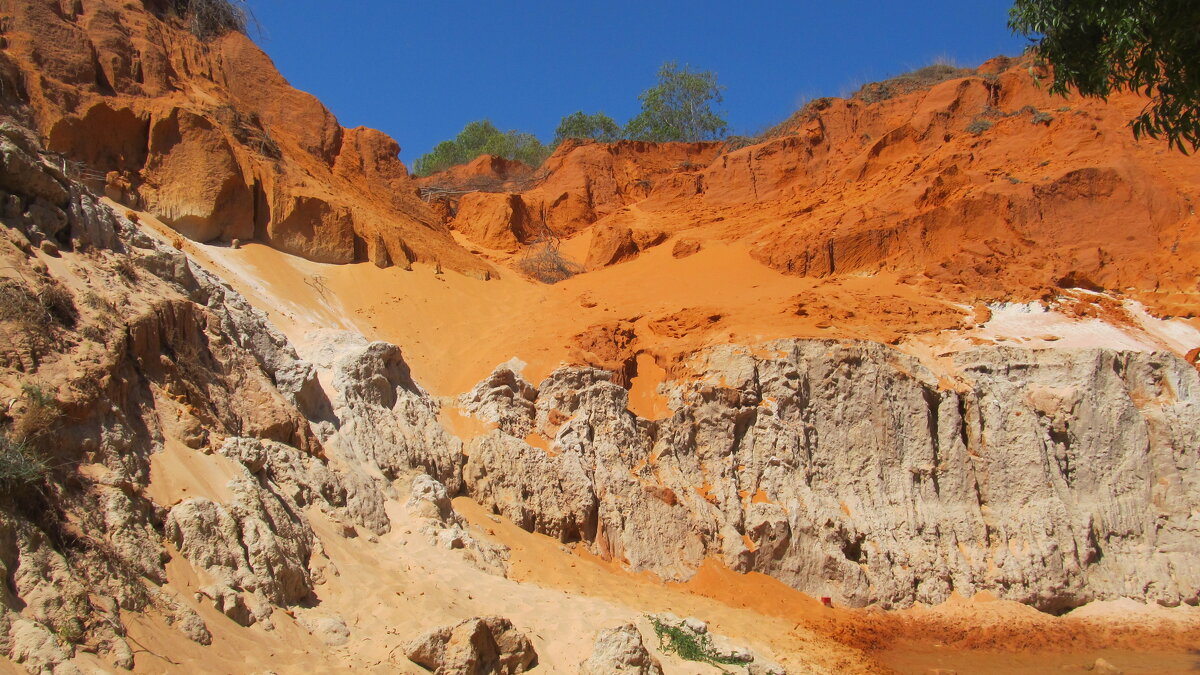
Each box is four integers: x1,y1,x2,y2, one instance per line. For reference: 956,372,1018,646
460,342,1200,612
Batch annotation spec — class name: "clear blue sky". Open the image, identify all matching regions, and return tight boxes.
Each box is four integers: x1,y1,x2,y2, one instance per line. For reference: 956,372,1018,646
247,1,1028,165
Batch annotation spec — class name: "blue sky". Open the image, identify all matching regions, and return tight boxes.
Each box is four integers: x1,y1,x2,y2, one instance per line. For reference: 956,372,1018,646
247,1,1028,165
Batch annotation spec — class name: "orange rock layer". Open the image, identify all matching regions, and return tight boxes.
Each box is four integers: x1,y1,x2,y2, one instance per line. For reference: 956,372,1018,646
0,0,490,276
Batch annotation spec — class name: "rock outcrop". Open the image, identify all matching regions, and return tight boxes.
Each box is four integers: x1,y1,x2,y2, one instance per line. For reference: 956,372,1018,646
458,341,1200,611
579,623,662,675
0,117,463,669
0,0,492,276
406,616,538,675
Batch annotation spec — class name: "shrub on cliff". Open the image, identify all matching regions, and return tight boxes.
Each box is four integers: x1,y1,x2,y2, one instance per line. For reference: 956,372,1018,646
414,120,551,176
0,435,46,490
553,111,623,146
155,0,251,40
1010,0,1200,152
625,61,728,142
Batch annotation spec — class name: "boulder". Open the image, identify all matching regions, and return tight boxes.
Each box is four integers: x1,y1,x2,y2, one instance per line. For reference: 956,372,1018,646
578,623,662,675
406,616,537,675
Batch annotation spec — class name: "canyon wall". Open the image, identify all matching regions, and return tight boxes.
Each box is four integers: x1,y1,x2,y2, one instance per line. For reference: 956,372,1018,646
460,342,1200,612
0,0,492,276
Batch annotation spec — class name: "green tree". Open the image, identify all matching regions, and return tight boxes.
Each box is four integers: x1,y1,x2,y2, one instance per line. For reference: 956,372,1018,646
553,111,623,146
1010,0,1200,152
625,61,727,142
414,120,552,176
507,131,552,167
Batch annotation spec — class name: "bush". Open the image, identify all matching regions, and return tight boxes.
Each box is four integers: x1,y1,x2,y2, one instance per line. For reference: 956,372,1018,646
0,278,48,326
554,111,623,146
625,61,727,142
168,0,251,40
0,435,46,489
38,282,77,328
112,256,139,282
517,239,581,284
1031,110,1055,125
13,384,59,444
0,277,77,328
213,105,281,159
648,616,751,668
414,120,552,177
966,118,995,136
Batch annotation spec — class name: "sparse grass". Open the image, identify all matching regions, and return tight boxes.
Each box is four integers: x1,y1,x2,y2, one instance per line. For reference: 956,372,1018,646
38,282,77,328
721,135,758,153
0,435,47,489
0,277,77,328
112,256,139,282
855,62,973,104
78,324,109,344
0,278,47,325
14,383,59,445
0,277,77,365
81,290,120,315
648,616,752,670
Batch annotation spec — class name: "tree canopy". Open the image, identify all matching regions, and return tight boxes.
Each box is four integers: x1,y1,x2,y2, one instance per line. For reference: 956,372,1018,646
415,61,728,176
1009,0,1200,152
413,120,551,176
624,61,727,143
553,111,623,146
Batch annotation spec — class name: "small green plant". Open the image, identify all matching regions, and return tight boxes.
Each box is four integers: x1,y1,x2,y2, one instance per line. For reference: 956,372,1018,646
966,118,995,136
647,616,751,669
1031,110,1055,125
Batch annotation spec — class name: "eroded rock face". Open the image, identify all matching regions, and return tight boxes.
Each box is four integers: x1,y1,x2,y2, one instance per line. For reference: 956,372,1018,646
0,121,419,666
459,341,1200,611
331,341,464,492
141,108,254,242
0,0,494,277
406,474,509,575
579,623,662,675
451,192,537,252
406,616,537,675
